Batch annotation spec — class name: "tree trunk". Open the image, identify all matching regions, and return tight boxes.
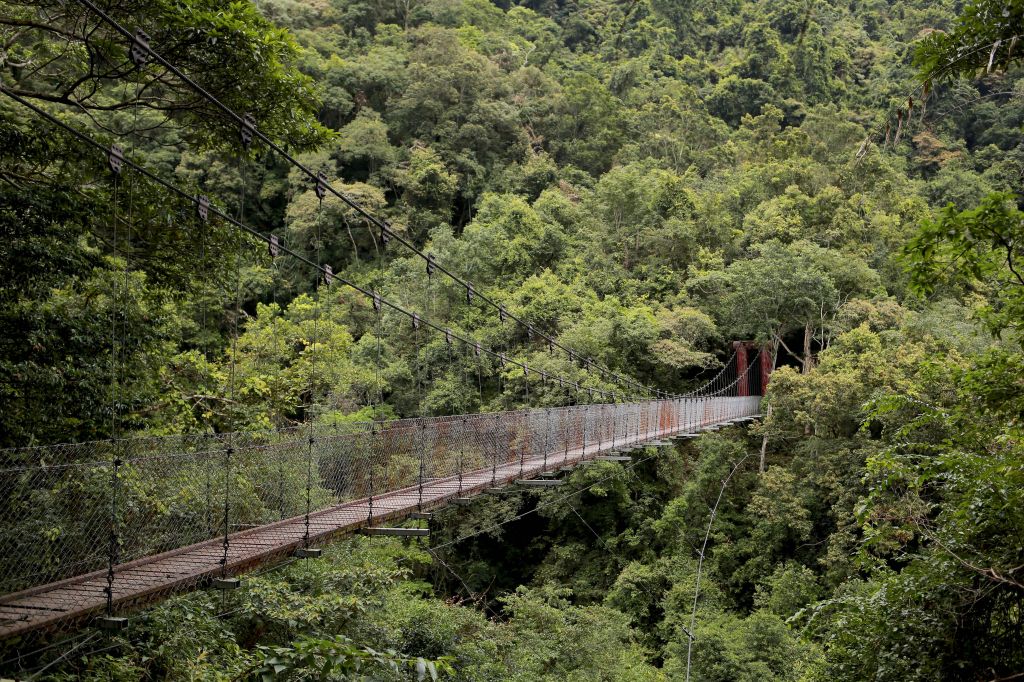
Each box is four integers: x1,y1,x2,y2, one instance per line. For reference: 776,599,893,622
802,322,813,374
759,403,771,474
759,340,778,474
802,323,815,435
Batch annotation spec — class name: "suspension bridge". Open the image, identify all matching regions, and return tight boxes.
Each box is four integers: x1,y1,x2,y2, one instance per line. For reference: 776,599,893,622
0,386,762,641
0,1,773,648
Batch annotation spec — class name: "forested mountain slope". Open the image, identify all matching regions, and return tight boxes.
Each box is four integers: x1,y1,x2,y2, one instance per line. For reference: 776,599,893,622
0,0,1021,678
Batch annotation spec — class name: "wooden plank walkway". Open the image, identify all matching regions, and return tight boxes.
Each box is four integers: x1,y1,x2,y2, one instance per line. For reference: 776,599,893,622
0,413,756,640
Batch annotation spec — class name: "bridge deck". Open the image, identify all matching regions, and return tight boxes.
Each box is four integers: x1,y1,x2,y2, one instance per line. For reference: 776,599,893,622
0,409,757,640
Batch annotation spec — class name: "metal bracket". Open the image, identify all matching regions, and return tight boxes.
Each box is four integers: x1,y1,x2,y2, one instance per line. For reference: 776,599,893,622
97,615,129,632
412,313,420,330
240,113,256,149
516,478,564,487
362,527,429,537
380,225,391,246
426,253,436,278
129,29,150,67
314,170,328,200
212,577,241,590
294,547,322,559
268,234,280,258
197,194,209,222
466,282,473,305
323,264,333,286
108,144,124,175
372,291,381,313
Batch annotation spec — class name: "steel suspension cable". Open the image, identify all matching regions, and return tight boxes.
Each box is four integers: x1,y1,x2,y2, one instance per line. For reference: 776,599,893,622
103,147,121,621
0,88,627,406
219,133,248,586
65,0,671,400
302,176,327,550
367,217,388,525
685,451,752,682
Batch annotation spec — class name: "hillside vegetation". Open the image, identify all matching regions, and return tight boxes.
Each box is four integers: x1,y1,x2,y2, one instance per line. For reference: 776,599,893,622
0,0,1022,678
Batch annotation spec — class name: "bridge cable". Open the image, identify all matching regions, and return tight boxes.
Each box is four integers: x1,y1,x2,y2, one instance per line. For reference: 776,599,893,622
101,66,144,622
856,35,1023,158
0,87,626,410
414,320,426,512
425,548,506,623
102,138,122,622
102,135,121,618
270,249,287,521
368,206,388,525
65,0,670,402
218,117,250,590
425,256,435,414
419,445,720,656
564,499,686,636
458,338,476,498
429,355,764,557
415,256,433,511
0,91,769,644
429,449,662,554
0,630,93,675
199,204,217,537
23,631,100,682
303,169,328,549
685,450,754,682
543,403,552,474
564,377,576,468
70,0,782,399
519,365,529,478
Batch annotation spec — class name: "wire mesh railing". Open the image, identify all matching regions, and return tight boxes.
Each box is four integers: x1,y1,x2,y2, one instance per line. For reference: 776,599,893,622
0,392,762,639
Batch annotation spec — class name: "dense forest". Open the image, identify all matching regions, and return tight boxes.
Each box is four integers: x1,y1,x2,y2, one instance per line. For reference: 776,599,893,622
1,0,1022,678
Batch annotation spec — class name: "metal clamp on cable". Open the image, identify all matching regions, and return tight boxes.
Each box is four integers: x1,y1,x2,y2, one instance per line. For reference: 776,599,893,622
108,144,124,175
314,170,328,201
129,29,151,67
239,112,256,149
